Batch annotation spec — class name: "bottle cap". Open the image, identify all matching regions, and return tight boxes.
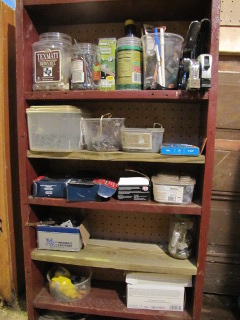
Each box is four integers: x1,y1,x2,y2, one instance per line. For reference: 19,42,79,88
125,19,134,26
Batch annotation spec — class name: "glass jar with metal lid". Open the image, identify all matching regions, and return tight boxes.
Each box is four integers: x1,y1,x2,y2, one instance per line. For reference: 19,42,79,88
32,32,72,91
168,215,195,260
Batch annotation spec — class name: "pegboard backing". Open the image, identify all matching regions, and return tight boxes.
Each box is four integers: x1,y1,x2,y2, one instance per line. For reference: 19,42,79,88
85,210,170,244
78,101,202,145
50,21,190,43
91,267,126,282
220,0,240,26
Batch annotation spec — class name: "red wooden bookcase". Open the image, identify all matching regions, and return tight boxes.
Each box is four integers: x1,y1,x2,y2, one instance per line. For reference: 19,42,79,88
16,1,220,319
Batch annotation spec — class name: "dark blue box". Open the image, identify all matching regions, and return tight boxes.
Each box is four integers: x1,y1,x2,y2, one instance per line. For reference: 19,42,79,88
67,178,117,202
32,176,71,198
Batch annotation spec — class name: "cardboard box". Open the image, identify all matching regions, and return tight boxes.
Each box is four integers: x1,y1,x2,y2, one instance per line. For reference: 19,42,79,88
126,272,192,311
98,38,116,90
36,222,90,252
117,176,151,201
32,176,70,198
67,178,117,202
161,144,200,156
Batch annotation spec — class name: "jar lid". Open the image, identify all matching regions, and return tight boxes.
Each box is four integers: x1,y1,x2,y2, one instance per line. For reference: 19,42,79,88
152,174,196,186
39,32,72,44
26,105,83,114
122,127,165,133
73,43,98,52
125,19,135,26
117,36,142,48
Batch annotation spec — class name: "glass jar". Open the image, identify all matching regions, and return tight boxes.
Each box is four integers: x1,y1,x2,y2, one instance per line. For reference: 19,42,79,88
71,43,100,90
32,32,72,91
168,215,195,260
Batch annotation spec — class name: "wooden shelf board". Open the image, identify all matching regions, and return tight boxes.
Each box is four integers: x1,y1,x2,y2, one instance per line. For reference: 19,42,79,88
27,150,205,164
31,239,197,275
28,197,202,215
25,90,208,101
34,284,192,320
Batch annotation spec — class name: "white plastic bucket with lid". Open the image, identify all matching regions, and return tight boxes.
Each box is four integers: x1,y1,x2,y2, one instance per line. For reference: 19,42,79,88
152,173,196,204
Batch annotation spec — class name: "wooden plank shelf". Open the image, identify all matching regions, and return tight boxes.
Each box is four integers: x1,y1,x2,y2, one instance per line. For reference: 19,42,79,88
27,150,205,164
34,284,192,320
25,90,208,101
28,197,202,215
31,239,197,275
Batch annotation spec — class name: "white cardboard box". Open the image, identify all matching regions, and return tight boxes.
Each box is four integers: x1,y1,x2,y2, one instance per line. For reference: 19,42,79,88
126,273,192,311
37,223,90,252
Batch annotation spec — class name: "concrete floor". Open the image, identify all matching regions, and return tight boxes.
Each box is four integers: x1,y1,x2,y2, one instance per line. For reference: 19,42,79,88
0,294,239,320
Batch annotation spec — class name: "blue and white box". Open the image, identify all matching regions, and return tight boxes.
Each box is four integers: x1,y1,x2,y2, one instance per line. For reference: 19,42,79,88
161,144,199,156
36,223,90,251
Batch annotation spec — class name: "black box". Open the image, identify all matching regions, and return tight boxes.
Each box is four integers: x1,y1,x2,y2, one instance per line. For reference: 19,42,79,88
117,176,151,201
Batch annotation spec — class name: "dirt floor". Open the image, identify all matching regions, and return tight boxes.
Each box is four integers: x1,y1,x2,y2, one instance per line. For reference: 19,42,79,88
0,294,239,320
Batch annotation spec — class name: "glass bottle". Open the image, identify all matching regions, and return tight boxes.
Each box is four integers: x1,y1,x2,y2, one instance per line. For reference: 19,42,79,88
168,215,195,259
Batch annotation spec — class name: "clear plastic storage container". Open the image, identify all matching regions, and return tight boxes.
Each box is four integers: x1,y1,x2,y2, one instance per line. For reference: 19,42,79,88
26,105,85,152
141,33,183,89
121,125,164,152
71,43,100,90
47,267,92,302
151,174,196,204
168,215,195,259
83,115,125,151
32,32,72,91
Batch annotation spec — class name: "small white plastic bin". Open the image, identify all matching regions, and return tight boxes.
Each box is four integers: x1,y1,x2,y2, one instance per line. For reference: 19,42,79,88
121,126,164,152
26,105,85,152
152,174,196,204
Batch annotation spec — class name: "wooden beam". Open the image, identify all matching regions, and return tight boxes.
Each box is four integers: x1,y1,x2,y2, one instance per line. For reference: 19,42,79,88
215,139,240,151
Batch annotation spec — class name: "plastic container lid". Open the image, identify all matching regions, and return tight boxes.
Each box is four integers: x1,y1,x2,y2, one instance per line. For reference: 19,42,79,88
122,127,164,133
26,105,83,114
84,117,125,121
152,174,196,186
73,43,98,52
39,32,72,44
117,36,142,48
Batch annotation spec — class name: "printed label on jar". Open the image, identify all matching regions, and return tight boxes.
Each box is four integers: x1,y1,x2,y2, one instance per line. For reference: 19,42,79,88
122,132,152,150
116,50,141,85
34,50,61,83
71,57,84,83
155,185,184,203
